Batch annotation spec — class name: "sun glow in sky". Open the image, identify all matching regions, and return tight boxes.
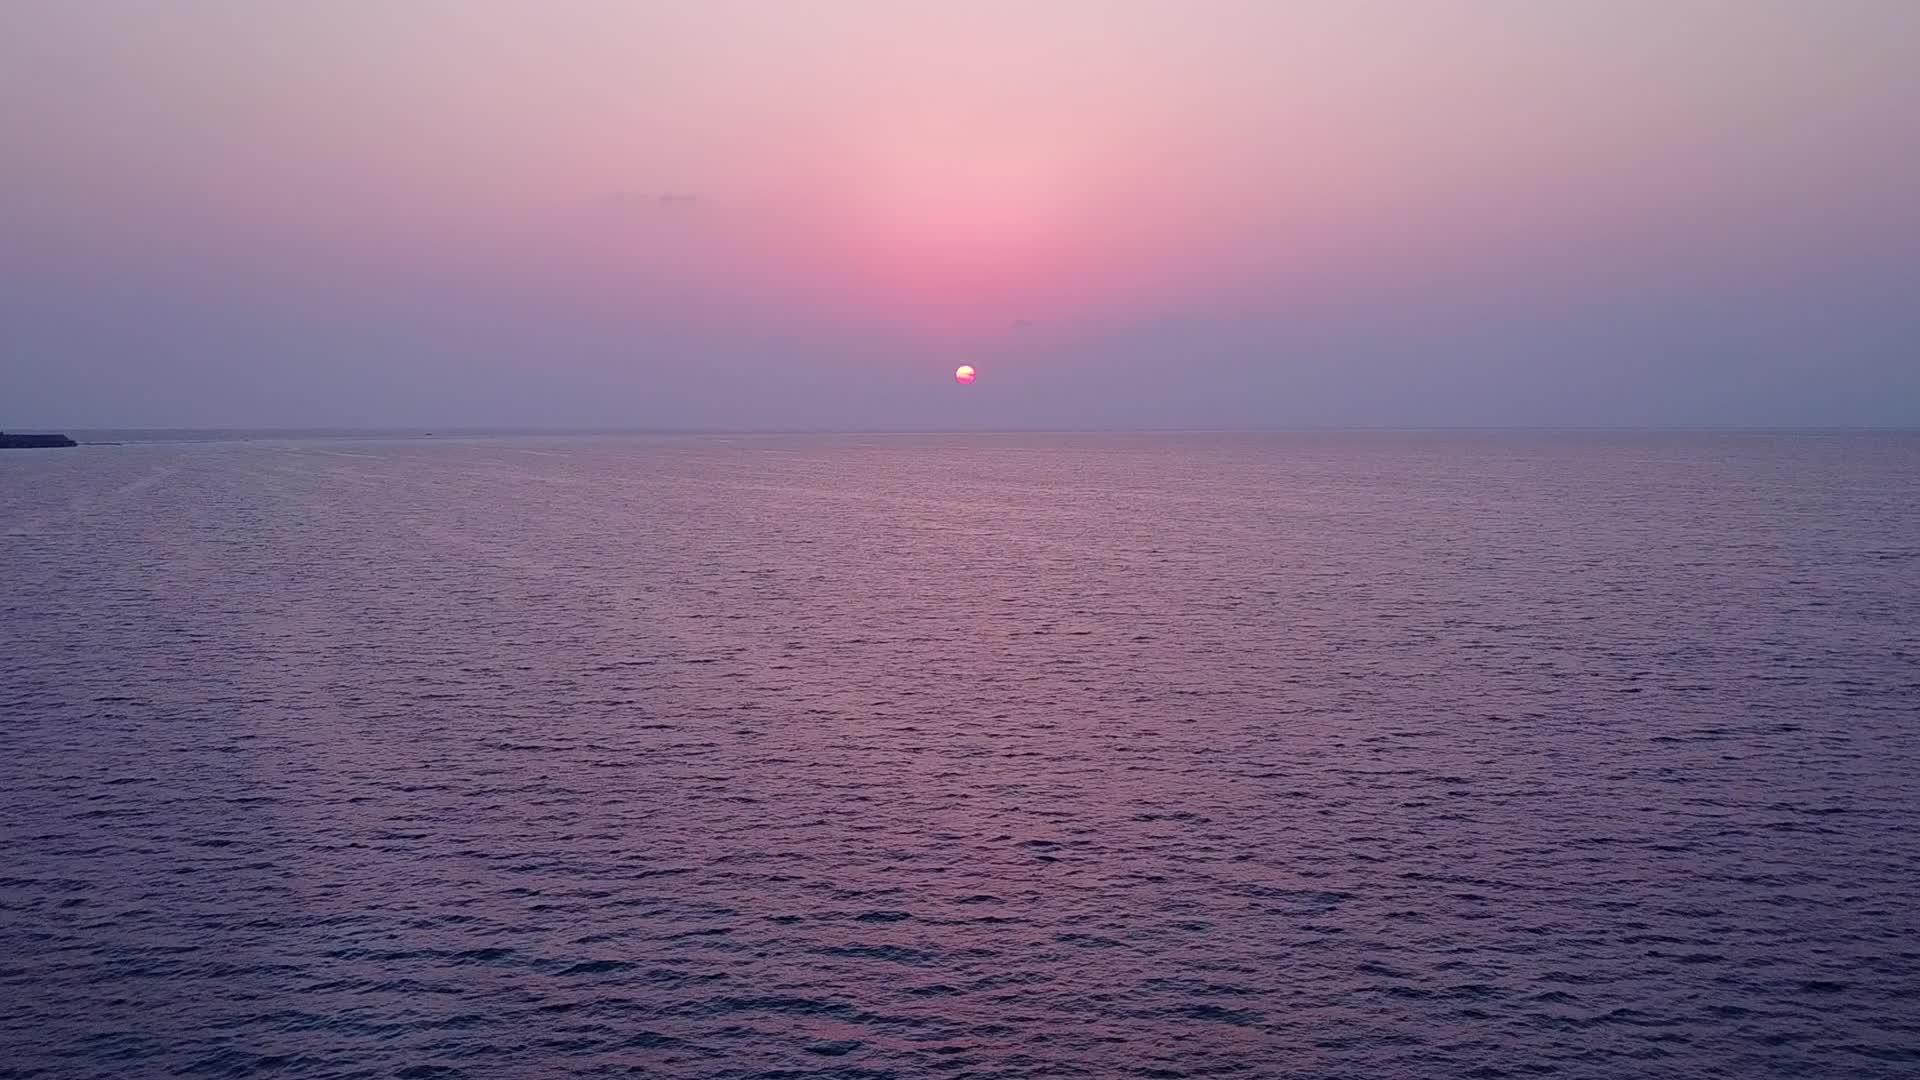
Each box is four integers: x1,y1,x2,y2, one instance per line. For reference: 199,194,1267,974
1,1,1917,428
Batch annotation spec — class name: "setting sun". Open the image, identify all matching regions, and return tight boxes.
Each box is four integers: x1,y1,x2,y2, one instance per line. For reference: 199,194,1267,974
954,365,977,385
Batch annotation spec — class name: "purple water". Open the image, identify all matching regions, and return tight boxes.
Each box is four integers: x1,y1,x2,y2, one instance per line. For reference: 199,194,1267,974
3,432,1917,1078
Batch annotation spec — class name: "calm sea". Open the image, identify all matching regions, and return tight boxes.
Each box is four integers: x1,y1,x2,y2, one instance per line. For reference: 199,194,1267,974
3,432,1917,1079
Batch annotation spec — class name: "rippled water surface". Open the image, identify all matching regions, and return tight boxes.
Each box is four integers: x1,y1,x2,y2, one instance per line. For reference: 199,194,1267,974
3,432,1918,1079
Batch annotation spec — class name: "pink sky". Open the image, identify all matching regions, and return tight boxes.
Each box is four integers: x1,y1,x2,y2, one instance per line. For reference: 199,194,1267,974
3,1,1918,427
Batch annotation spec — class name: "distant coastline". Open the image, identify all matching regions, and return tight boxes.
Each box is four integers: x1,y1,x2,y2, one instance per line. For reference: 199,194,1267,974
0,431,77,449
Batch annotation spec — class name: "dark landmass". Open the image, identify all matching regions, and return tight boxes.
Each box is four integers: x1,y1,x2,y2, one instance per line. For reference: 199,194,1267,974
0,431,78,448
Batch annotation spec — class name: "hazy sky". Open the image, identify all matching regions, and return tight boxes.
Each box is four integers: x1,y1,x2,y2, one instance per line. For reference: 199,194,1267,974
3,1,1917,429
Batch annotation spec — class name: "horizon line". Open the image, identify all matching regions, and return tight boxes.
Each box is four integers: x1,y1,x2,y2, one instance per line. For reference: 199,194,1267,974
20,423,1920,441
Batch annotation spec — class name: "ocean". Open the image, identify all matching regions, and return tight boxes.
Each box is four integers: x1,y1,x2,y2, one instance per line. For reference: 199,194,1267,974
2,431,1917,1078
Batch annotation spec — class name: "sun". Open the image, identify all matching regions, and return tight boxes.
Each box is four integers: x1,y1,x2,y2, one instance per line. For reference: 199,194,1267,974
954,365,977,385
